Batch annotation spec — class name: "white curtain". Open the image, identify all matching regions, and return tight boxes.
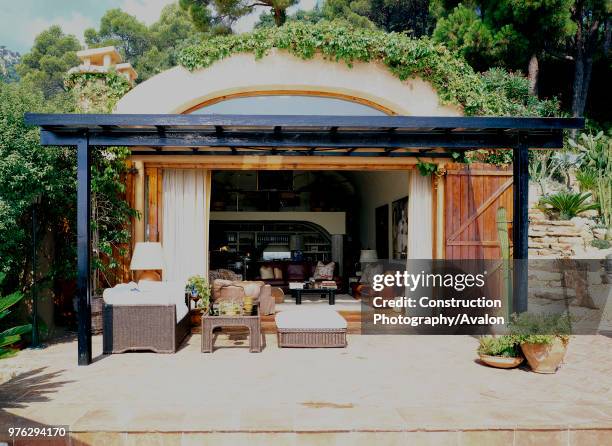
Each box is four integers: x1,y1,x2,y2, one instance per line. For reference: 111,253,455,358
162,169,211,283
407,171,433,259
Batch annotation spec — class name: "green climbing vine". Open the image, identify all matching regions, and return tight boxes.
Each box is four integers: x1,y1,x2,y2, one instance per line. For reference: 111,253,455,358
179,21,559,118
65,70,132,113
64,70,137,291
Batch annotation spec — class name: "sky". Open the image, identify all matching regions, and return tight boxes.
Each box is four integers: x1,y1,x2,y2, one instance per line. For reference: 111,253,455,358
0,0,317,54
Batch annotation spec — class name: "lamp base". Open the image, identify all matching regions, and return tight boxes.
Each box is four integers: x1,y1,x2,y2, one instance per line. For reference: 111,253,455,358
137,270,162,281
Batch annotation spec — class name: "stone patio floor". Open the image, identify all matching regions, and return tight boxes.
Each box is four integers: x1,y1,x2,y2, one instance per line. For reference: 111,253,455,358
1,333,611,445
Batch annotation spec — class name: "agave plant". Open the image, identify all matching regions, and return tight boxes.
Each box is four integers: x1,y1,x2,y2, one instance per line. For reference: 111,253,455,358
0,273,31,359
540,191,599,220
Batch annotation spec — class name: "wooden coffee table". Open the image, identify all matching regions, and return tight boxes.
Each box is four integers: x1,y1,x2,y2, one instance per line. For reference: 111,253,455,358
291,288,336,305
201,306,263,353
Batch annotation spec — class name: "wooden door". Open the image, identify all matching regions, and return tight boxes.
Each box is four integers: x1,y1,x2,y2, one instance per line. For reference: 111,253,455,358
445,163,513,259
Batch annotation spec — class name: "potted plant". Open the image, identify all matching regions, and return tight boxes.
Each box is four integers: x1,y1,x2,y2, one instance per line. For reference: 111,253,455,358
477,335,524,369
186,275,211,314
509,313,571,374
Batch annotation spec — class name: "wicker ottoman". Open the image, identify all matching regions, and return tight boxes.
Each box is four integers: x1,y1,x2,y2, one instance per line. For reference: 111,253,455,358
275,309,347,348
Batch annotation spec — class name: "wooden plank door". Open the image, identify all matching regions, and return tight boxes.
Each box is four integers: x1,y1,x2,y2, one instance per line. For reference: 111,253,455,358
445,163,513,259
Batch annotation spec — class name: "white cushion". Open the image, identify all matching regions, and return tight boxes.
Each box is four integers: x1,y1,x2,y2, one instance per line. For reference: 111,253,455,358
103,281,187,322
275,309,347,330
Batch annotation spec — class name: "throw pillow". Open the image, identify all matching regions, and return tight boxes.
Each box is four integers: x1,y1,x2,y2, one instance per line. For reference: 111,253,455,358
313,261,335,280
273,267,283,280
260,265,274,280
360,263,383,285
287,263,307,280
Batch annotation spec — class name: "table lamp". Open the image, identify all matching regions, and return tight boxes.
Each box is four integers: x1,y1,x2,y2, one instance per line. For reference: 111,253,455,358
130,242,165,281
359,249,378,263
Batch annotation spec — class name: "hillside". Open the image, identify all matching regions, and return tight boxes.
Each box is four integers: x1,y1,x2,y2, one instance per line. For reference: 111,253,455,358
0,46,20,81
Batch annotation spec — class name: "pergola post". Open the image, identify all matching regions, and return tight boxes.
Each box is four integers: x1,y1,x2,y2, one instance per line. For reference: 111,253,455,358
512,134,529,313
77,134,92,366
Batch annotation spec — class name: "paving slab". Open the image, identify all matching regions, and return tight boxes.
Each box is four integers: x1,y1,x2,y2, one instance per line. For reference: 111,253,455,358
0,333,611,445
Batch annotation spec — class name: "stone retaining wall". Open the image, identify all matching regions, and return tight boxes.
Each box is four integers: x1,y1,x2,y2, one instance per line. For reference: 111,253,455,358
528,209,592,257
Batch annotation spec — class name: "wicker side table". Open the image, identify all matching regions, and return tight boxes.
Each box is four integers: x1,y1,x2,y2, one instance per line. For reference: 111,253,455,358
201,309,263,353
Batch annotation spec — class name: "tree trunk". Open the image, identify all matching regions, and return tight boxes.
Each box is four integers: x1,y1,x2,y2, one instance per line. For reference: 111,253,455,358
528,53,539,96
273,7,286,26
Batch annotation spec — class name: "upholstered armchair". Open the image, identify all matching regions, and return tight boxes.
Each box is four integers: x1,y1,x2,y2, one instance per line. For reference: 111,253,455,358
211,279,275,315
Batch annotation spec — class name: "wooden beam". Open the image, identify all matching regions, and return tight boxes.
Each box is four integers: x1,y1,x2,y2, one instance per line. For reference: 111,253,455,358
130,155,424,170
146,168,159,241
133,161,145,245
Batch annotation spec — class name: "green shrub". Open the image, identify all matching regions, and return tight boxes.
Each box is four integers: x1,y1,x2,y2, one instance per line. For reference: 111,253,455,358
509,313,571,345
477,335,521,357
539,191,599,220
591,238,611,249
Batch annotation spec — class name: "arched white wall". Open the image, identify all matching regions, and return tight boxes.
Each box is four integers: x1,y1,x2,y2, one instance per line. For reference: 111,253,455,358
115,49,462,116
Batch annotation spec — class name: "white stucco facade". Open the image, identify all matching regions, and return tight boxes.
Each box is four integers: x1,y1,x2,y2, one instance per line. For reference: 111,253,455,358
115,49,461,117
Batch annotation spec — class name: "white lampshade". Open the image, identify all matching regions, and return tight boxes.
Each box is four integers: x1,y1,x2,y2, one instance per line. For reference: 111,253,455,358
359,249,378,263
130,242,165,271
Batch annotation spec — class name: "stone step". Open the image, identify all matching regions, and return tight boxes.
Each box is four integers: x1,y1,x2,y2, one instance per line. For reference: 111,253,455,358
60,428,612,445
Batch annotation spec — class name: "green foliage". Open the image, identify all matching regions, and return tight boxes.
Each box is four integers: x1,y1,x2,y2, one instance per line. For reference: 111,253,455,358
186,275,211,312
539,191,599,220
591,238,611,249
432,5,507,72
64,71,132,113
16,26,81,98
322,0,377,29
0,273,31,359
62,72,137,291
321,0,432,36
509,312,571,345
257,7,325,28
0,81,76,284
1,73,136,309
85,9,151,62
477,335,521,357
180,0,298,31
369,0,432,36
416,161,438,176
575,168,598,193
85,5,203,82
569,132,612,229
432,0,574,74
178,21,560,117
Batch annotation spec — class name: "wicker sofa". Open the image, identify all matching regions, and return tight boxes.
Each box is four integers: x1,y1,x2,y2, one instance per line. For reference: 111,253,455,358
211,279,275,315
102,281,191,354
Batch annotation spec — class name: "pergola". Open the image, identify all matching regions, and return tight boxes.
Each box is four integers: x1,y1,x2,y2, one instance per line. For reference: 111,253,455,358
25,113,583,365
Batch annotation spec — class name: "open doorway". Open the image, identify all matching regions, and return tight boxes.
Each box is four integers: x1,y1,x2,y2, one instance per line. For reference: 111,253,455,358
207,169,410,302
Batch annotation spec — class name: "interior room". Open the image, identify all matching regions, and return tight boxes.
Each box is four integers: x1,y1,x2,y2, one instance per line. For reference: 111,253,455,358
207,169,410,296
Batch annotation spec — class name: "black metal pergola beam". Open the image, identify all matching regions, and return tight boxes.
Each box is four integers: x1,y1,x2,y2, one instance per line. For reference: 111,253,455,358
37,129,564,150
24,113,583,365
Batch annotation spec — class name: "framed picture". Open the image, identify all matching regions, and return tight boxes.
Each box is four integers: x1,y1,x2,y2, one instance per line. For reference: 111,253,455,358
392,196,408,259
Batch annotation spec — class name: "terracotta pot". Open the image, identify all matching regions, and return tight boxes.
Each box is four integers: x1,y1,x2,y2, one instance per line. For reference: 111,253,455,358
521,338,568,374
479,354,524,369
